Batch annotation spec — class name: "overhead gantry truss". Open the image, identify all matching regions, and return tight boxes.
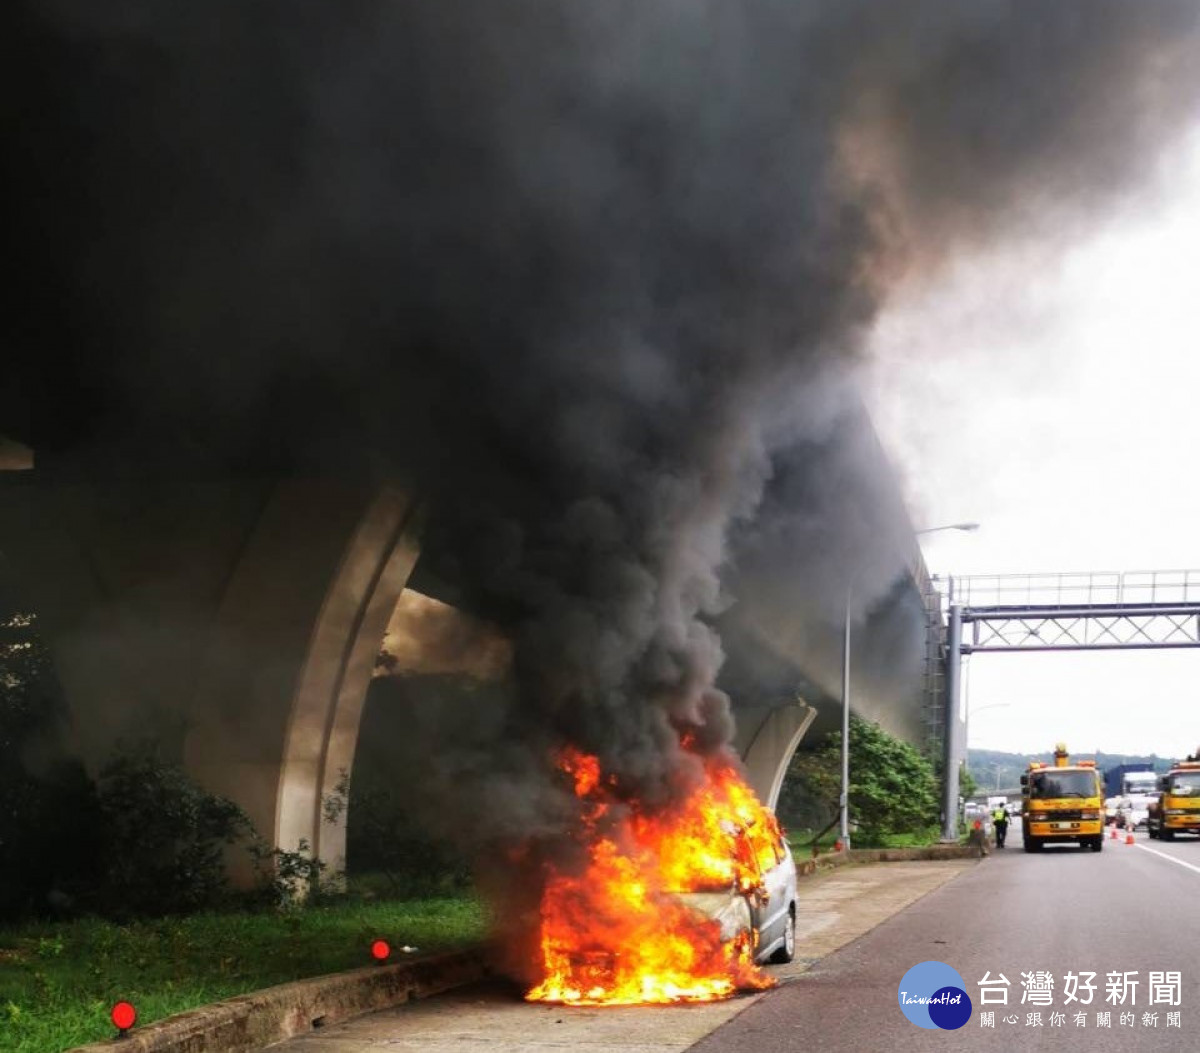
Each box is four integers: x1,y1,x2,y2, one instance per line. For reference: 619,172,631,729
935,569,1200,842
962,603,1200,653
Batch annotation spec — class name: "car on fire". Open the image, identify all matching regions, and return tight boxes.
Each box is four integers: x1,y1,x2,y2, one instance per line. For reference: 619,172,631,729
675,820,798,965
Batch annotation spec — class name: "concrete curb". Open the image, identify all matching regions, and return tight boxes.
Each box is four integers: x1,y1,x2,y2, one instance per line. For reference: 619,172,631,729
65,948,489,1053
793,842,978,877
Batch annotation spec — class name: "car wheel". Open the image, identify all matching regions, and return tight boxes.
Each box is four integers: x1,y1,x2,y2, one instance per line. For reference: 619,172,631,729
1091,837,1103,852
1162,828,1174,842
770,906,796,964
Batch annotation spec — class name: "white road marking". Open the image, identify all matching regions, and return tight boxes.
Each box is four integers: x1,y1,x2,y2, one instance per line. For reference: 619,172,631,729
1134,842,1200,876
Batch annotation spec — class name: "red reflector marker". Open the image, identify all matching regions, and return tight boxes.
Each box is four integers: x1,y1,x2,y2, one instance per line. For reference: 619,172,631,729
111,1001,137,1032
371,939,390,962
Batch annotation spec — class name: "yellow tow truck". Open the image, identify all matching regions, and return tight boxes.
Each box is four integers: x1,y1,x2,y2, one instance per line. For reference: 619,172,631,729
1147,759,1200,841
1020,744,1105,853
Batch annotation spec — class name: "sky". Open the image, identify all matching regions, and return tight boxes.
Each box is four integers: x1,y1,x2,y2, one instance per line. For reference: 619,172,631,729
863,128,1200,760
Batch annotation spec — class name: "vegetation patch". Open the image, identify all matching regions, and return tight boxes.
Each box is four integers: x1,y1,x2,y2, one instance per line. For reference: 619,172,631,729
0,896,487,1053
780,716,940,848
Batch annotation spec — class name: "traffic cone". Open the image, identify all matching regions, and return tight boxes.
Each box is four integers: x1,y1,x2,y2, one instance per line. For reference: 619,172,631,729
1110,827,1118,839
1125,831,1135,845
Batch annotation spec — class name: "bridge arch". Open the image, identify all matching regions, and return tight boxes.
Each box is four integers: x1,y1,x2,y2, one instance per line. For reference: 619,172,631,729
183,484,423,876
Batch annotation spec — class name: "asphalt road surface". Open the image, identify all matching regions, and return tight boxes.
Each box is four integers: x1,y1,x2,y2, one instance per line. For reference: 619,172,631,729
270,835,1200,1053
693,829,1200,1053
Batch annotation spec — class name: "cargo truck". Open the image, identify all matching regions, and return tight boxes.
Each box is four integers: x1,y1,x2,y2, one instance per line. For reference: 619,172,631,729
1147,760,1200,841
1020,744,1105,853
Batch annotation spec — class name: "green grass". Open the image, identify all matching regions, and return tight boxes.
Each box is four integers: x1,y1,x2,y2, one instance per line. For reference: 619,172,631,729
786,826,942,853
0,895,488,1053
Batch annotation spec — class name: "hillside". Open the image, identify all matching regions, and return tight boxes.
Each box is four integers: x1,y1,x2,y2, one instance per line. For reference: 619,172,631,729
966,748,1179,795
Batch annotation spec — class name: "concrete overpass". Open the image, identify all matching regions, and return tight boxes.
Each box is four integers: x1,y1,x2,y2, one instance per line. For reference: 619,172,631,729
0,417,946,876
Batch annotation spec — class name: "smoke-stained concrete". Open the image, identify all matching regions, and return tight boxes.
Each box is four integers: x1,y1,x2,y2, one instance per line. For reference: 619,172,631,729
3,2,1200,864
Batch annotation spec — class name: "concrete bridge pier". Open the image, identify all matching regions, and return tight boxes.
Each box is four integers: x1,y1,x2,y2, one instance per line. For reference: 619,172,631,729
0,474,423,881
183,485,423,879
733,700,819,812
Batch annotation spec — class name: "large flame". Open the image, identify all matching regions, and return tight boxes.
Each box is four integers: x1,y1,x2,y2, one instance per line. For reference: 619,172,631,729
525,746,781,1006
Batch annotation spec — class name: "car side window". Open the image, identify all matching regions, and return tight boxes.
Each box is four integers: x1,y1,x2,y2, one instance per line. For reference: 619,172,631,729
755,839,778,874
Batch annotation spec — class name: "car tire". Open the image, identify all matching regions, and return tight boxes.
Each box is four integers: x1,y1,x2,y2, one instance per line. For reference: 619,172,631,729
770,906,796,964
1161,828,1174,842
1091,837,1103,852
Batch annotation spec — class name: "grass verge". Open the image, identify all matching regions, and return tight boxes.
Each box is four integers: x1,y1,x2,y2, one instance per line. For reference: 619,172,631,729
0,895,487,1053
786,826,943,854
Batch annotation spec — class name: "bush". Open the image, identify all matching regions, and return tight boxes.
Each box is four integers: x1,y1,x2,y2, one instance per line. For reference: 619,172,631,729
91,748,252,918
781,717,940,847
0,610,104,921
336,772,471,899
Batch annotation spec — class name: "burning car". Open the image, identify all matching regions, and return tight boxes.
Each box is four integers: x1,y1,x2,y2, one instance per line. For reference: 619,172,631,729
526,748,794,1005
674,820,797,965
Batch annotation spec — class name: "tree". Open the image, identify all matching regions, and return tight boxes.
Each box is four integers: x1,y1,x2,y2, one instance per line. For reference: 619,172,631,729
0,608,101,919
781,717,940,845
959,763,978,799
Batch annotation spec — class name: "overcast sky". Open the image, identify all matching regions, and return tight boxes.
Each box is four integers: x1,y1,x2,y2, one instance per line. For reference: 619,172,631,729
863,127,1200,761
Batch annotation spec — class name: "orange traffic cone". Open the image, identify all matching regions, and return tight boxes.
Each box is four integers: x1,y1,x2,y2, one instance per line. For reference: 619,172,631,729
1125,831,1135,845
1110,827,1118,839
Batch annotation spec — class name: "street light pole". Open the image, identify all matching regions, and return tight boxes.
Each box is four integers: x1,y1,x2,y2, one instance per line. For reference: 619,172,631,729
840,585,851,850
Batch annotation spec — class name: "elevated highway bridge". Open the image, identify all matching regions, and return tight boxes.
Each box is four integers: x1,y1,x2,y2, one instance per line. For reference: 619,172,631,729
0,414,945,875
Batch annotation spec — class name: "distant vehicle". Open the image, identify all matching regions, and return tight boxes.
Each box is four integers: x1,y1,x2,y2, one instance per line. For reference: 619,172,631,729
986,795,1008,812
1115,795,1150,830
1103,764,1157,800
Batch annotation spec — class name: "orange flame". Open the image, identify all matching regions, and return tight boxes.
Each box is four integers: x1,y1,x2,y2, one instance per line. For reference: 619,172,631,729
526,746,780,1006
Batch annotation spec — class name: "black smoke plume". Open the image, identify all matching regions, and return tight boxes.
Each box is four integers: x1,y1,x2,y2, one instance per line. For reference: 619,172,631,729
4,2,1200,822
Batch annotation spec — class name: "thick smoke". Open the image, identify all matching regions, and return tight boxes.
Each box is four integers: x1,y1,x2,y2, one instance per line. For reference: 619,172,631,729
5,3,1200,827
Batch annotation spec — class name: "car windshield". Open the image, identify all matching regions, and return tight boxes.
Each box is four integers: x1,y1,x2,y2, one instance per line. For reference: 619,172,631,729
1169,772,1200,796
1029,770,1097,799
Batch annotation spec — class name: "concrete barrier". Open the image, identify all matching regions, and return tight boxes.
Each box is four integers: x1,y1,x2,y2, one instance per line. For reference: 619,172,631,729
65,948,489,1053
794,841,978,877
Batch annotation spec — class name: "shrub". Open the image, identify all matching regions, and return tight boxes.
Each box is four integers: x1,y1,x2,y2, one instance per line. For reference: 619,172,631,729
336,772,471,899
781,716,940,847
91,748,252,918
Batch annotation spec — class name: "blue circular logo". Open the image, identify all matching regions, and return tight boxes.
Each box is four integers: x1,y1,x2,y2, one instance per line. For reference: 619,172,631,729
898,961,972,1029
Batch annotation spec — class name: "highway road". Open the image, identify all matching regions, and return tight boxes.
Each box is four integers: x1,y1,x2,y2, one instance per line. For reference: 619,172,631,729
695,828,1200,1052
275,834,1200,1052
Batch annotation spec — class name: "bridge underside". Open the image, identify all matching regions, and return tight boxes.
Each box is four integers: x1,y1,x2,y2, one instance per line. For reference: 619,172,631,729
0,466,935,875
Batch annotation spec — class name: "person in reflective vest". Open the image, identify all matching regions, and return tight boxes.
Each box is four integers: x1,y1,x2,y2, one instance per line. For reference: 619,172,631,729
991,806,1009,848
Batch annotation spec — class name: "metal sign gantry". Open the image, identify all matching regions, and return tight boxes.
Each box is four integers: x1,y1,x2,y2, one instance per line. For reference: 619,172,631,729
963,604,1200,652
937,570,1200,841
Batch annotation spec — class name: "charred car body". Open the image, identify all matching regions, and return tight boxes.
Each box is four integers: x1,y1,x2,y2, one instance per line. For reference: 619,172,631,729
677,820,797,964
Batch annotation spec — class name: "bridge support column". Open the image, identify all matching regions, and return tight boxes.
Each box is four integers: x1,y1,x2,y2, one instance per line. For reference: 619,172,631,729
735,700,819,812
184,484,422,881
